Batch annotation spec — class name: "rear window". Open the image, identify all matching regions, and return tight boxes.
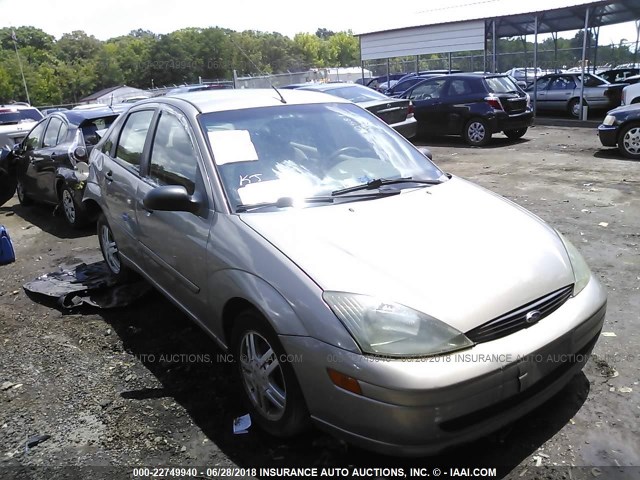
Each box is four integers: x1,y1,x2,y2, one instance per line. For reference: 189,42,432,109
80,115,118,146
0,108,43,125
321,85,388,102
485,76,520,93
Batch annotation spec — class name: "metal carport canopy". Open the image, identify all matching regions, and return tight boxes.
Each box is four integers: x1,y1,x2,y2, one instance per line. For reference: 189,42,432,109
358,0,640,61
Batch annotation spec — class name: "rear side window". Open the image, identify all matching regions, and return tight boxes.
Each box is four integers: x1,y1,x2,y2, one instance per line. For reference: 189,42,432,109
115,110,155,171
43,117,67,147
485,77,519,93
408,78,448,100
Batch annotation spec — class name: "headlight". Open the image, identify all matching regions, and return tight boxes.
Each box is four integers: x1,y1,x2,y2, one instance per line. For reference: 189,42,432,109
556,232,591,296
322,292,474,357
602,115,616,126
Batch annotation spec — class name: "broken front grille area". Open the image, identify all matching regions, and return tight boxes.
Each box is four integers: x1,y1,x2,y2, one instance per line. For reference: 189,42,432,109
466,284,574,344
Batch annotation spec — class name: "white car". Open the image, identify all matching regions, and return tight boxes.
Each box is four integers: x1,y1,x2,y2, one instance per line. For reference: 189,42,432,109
621,76,640,105
0,104,43,147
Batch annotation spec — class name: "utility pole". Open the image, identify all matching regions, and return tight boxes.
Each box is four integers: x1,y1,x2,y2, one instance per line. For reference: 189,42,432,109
11,30,30,105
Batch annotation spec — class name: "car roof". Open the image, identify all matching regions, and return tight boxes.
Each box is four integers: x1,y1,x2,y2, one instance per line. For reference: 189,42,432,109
143,88,350,114
52,108,121,126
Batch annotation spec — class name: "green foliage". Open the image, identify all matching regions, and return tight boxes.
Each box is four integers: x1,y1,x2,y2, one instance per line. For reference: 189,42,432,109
0,25,361,106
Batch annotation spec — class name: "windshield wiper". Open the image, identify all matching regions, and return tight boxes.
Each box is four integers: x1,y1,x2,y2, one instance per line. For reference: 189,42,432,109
236,190,403,212
331,177,442,196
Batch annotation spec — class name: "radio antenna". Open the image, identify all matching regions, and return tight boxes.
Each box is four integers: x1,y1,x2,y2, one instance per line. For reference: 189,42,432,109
226,33,286,104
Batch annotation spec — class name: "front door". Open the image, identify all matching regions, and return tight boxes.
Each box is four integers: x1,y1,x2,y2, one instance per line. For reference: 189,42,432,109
136,106,212,321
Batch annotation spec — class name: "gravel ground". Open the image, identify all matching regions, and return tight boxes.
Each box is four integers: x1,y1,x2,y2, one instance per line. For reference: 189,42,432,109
0,122,638,480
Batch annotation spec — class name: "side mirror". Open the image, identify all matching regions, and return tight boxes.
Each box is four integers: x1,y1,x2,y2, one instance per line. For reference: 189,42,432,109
143,185,201,213
417,146,433,160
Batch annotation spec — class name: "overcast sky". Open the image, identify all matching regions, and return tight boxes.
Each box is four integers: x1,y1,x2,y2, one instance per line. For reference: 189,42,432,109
0,0,638,46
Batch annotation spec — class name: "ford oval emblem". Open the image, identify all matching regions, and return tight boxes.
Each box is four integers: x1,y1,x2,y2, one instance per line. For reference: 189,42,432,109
525,310,542,324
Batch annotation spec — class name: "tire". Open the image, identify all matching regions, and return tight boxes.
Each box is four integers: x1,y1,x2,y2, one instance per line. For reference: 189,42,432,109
463,118,491,146
97,213,131,282
617,123,640,160
16,178,33,206
504,128,528,140
568,98,585,119
60,186,89,228
231,309,309,438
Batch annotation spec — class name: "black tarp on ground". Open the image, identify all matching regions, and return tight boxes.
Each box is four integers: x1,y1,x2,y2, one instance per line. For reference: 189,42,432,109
24,260,151,309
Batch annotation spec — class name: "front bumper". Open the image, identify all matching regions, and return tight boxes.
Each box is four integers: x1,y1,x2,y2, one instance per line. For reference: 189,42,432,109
281,274,606,456
391,117,418,139
597,124,619,147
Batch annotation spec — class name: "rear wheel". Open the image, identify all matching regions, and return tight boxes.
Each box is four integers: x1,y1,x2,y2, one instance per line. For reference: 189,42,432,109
60,186,89,228
232,309,309,437
568,98,585,119
618,123,640,160
504,128,528,140
463,118,491,146
16,178,33,206
97,213,131,282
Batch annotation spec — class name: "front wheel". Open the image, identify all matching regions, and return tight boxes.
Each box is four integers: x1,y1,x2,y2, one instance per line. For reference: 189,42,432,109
60,186,89,228
463,118,491,146
97,213,131,282
16,179,33,206
618,123,640,160
232,309,309,438
504,128,528,140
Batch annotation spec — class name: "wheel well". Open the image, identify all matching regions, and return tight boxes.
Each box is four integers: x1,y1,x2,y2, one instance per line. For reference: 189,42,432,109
631,97,640,104
222,298,259,347
82,198,102,221
55,178,64,199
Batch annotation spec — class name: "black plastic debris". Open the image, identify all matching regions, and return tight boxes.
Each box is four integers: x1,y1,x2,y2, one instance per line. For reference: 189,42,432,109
26,434,50,449
24,260,151,309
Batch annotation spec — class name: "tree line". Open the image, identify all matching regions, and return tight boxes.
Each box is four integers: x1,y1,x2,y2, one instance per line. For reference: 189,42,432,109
0,26,359,106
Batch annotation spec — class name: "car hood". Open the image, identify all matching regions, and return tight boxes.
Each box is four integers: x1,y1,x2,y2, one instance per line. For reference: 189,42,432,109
607,103,640,116
240,177,575,333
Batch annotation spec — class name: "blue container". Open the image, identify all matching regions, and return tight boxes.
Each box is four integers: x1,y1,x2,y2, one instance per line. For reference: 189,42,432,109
0,225,15,265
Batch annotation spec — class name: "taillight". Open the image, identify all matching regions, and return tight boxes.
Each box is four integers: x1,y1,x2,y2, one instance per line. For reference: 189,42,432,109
407,101,415,118
485,95,503,110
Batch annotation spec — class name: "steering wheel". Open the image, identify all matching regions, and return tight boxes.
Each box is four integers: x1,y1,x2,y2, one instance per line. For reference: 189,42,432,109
327,147,371,163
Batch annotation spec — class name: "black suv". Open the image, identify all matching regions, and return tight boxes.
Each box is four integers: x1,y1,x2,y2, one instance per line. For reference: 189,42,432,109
400,73,533,146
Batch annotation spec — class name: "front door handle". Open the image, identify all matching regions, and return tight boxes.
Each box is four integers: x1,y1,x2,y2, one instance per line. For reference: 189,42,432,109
105,170,113,183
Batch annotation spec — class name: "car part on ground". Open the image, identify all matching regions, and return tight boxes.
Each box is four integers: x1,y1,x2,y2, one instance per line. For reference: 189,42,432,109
82,88,606,456
23,258,151,309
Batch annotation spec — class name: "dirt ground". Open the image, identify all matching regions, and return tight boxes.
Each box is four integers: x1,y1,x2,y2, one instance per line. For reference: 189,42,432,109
0,122,638,480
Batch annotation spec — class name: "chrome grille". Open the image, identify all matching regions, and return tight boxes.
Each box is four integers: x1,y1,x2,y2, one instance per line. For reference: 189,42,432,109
466,284,574,343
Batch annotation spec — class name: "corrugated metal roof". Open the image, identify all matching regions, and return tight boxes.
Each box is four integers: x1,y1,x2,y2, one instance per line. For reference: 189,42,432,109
358,0,640,37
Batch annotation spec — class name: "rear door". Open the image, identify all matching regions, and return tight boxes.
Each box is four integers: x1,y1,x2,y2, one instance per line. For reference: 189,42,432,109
102,108,157,267
405,77,449,133
135,105,212,320
35,116,69,203
545,76,576,110
439,77,484,133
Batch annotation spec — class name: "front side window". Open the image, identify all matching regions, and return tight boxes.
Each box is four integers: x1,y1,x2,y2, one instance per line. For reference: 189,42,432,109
148,111,198,195
408,78,447,100
115,110,155,170
24,120,46,150
200,103,445,210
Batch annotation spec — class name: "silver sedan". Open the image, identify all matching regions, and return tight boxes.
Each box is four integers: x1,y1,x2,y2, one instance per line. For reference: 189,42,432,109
83,88,606,455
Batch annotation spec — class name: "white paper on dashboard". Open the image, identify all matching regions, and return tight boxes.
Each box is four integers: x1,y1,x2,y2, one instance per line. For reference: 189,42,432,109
208,129,258,165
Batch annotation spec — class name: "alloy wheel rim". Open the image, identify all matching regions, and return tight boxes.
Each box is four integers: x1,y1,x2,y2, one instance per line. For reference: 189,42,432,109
62,190,75,223
571,102,581,117
468,122,486,143
101,224,121,274
239,331,286,421
623,127,640,155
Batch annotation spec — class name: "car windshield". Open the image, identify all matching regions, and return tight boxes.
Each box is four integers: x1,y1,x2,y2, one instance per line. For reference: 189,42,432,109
319,85,388,102
199,103,444,211
0,108,43,125
485,76,520,93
